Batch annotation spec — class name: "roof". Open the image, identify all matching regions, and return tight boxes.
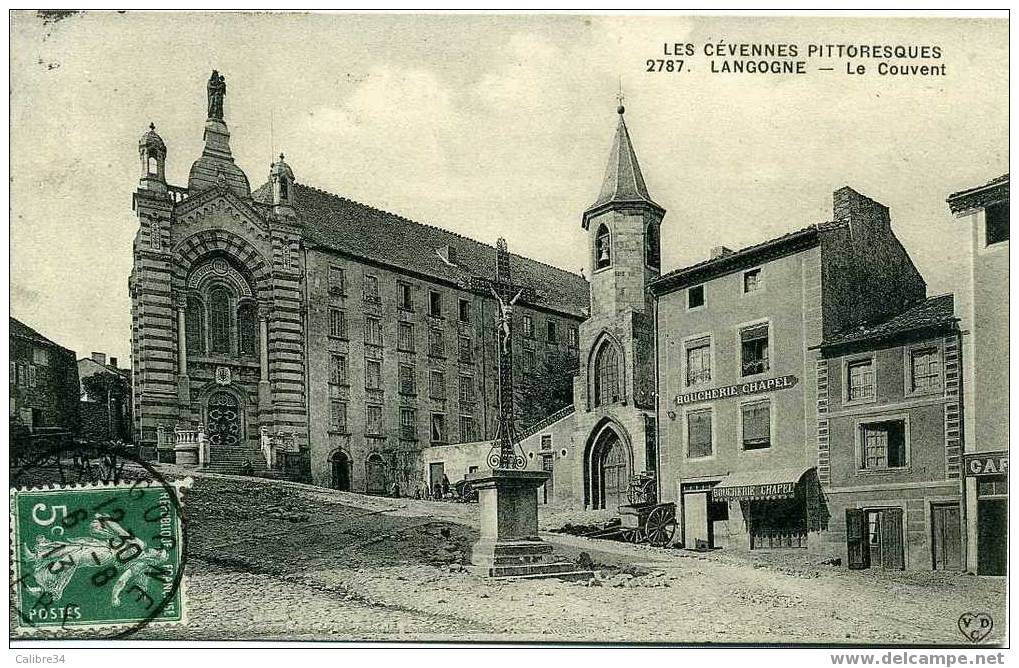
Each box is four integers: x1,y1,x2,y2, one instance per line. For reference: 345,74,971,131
819,294,957,348
947,173,1009,215
650,225,821,296
10,317,73,353
78,356,131,380
255,182,590,318
583,109,663,227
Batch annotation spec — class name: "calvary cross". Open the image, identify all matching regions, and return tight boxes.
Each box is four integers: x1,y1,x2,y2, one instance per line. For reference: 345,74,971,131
468,238,535,470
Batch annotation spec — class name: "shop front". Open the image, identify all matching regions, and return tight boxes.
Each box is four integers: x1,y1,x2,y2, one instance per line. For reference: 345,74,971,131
964,451,1008,575
710,466,817,550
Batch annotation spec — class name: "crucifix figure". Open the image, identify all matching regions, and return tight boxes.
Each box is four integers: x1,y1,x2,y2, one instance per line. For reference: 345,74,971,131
467,238,535,470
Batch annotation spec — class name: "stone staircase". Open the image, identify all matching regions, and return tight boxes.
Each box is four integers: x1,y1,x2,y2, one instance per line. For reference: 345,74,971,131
201,444,282,479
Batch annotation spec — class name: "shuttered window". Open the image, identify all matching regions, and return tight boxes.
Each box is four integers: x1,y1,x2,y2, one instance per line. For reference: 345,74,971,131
365,359,382,390
687,409,712,459
399,364,416,395
741,400,771,450
364,317,382,346
329,309,347,339
366,405,383,435
910,348,941,394
329,354,347,385
848,359,875,401
685,338,711,386
428,328,445,358
330,401,347,433
861,420,907,470
398,322,415,352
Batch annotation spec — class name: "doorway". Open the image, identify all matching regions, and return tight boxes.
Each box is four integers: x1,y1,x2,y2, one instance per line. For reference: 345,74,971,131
931,503,961,571
600,437,629,510
541,453,554,504
429,462,445,498
330,451,350,491
977,499,1007,575
366,453,387,496
206,391,241,446
846,507,904,570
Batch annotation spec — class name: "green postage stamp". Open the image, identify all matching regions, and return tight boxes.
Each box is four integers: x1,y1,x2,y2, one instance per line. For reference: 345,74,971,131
10,481,187,635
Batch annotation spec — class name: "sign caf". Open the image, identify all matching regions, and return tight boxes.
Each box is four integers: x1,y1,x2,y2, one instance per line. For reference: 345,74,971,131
674,374,799,406
964,452,1008,477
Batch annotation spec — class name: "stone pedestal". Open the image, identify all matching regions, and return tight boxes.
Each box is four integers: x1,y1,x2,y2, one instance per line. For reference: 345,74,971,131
468,469,584,579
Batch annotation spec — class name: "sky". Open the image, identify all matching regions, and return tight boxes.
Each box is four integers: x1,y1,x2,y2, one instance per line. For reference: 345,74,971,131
9,12,1008,363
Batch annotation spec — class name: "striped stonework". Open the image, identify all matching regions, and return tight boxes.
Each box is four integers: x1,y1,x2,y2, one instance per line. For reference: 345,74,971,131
943,333,962,479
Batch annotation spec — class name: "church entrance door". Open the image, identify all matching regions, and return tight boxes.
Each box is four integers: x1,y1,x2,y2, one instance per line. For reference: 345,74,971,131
206,391,241,447
600,436,629,511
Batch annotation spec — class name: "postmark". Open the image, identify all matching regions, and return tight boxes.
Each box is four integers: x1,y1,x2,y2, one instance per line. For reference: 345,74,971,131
10,443,189,638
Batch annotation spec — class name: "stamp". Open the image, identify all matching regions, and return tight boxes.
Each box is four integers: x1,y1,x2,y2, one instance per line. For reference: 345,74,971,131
10,443,189,638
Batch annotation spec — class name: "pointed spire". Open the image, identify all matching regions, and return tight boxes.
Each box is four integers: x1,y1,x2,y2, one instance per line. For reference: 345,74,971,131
582,103,663,228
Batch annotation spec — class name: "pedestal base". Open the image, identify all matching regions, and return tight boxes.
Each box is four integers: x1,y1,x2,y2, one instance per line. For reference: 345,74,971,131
468,468,589,580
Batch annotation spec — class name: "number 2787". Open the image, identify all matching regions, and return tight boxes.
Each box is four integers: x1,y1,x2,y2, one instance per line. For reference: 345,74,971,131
646,59,685,73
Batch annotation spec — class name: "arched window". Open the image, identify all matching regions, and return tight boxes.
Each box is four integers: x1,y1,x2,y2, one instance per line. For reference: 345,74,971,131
279,177,288,201
593,341,621,407
595,224,612,270
209,286,232,354
645,222,660,268
147,156,159,176
237,302,258,356
186,296,205,355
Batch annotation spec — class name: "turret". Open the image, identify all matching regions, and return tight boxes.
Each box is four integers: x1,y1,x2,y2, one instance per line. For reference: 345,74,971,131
138,122,167,195
269,153,296,218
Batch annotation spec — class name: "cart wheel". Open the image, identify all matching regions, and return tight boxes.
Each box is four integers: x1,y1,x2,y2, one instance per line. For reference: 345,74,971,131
644,506,677,547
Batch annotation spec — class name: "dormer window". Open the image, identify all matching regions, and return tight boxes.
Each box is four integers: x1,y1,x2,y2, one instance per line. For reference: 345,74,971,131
595,224,612,270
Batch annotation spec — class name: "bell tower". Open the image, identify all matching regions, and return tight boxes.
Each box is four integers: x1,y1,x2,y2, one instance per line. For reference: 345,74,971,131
581,102,665,318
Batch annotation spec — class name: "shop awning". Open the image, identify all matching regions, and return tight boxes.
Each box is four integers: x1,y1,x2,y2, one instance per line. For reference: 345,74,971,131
711,467,810,502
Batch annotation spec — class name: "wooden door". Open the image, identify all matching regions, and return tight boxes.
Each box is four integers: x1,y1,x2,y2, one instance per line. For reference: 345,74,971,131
366,455,387,496
601,440,628,510
932,504,961,571
879,507,905,570
683,492,710,548
846,508,870,570
206,391,241,446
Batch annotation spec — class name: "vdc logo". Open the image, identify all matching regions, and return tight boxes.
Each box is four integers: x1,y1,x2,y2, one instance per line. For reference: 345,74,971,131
958,612,994,643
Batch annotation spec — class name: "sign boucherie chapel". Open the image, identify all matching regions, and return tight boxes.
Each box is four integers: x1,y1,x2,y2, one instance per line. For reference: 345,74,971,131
130,72,588,491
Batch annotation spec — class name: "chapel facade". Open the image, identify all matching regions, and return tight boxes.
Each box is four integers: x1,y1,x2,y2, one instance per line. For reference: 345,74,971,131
130,72,588,492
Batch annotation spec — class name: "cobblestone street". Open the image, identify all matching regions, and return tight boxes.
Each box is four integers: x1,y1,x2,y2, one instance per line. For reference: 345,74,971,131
131,470,1006,644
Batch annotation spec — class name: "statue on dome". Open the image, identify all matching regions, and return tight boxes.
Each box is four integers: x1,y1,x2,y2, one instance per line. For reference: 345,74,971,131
207,70,227,120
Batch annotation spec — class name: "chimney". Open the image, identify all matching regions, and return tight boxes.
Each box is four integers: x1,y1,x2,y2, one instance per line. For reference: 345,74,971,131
710,246,734,259
91,352,107,366
833,186,891,238
109,357,118,369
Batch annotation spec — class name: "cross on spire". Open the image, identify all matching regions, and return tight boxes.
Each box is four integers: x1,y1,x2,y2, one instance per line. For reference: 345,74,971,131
617,76,625,114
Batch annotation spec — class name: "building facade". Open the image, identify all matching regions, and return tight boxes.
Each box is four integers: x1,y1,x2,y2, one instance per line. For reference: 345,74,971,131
130,72,587,492
651,187,932,553
816,296,963,571
78,352,133,441
10,317,80,435
947,174,1009,575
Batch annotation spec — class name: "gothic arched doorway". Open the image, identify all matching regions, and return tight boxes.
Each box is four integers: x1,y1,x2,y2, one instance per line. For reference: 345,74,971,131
206,391,241,447
585,423,632,510
330,451,351,491
365,453,387,496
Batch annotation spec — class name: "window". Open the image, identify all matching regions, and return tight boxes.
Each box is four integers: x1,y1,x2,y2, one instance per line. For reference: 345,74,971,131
910,348,941,394
546,320,557,344
741,400,771,450
541,434,552,451
428,328,445,358
429,291,442,317
459,375,475,404
523,315,534,339
398,322,415,352
743,268,762,293
458,336,472,363
186,296,205,354
568,326,579,348
329,354,348,385
861,420,907,470
645,223,660,268
330,401,347,433
431,413,447,443
398,282,413,311
363,274,380,303
458,298,471,323
847,358,875,402
740,323,769,376
237,302,258,356
366,405,383,435
328,309,347,339
364,317,382,346
365,359,382,390
688,285,705,309
209,286,232,353
399,364,416,395
595,224,612,269
400,408,417,439
328,267,346,294
429,370,446,399
685,338,711,386
594,341,621,406
686,409,713,459
523,349,536,375
986,202,1009,246
459,415,476,442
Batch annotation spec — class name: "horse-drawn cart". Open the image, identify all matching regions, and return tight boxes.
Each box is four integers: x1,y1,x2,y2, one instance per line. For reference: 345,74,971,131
583,472,678,547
